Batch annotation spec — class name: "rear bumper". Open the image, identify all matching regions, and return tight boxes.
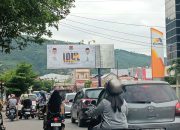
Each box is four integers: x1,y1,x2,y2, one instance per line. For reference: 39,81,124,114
128,117,180,130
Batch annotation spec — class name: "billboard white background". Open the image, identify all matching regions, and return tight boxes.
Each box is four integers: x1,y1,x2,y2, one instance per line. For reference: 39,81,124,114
47,45,96,69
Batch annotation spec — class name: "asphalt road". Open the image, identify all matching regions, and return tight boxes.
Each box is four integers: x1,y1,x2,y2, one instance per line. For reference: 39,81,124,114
3,116,86,130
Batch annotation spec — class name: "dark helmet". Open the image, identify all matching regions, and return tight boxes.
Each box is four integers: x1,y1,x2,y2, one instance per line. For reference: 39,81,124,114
105,78,123,95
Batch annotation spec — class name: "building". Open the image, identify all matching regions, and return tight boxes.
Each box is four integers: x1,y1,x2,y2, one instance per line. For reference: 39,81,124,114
165,0,180,65
39,73,71,83
73,69,90,88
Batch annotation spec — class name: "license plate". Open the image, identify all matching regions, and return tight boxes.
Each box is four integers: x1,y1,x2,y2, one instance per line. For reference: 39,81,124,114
51,123,61,127
143,128,165,130
10,110,15,113
25,112,30,114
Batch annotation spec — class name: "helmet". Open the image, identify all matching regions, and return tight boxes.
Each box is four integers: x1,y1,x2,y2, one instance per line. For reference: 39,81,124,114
105,78,123,95
23,94,28,99
11,94,15,98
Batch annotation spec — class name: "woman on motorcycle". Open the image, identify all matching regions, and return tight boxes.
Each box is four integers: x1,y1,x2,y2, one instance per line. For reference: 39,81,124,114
45,90,65,130
86,78,128,130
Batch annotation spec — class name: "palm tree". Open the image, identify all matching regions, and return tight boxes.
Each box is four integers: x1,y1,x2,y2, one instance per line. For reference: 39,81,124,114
168,58,180,77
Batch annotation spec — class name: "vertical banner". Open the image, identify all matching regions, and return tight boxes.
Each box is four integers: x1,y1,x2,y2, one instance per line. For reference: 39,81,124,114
151,28,165,78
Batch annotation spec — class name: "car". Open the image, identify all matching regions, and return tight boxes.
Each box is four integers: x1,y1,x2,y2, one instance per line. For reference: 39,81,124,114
71,87,103,127
58,89,73,101
63,93,76,116
97,80,180,130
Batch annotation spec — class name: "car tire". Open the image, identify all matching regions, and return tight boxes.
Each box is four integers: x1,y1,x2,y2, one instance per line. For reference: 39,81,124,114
78,115,84,127
71,116,76,123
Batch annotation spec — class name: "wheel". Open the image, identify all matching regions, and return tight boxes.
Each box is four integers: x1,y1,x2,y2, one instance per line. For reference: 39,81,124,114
71,116,76,123
77,115,85,127
31,115,34,119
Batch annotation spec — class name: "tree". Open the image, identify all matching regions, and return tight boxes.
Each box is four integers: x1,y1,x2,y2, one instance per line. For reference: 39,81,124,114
167,58,180,84
84,80,92,88
33,80,53,92
5,63,37,96
0,0,74,53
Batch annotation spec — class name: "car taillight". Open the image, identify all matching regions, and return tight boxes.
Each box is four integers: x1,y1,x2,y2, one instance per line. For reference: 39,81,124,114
175,102,180,116
53,117,59,122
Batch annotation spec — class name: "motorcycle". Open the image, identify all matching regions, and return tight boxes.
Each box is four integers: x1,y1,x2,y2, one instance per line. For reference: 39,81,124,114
21,108,32,119
37,104,46,120
44,112,65,130
0,112,5,130
8,107,17,121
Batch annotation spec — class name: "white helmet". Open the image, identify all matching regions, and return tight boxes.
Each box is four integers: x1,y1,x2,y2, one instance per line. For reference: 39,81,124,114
23,94,28,99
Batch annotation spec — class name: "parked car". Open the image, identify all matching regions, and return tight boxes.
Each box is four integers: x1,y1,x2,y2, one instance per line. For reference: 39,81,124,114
97,81,180,130
63,93,76,116
71,87,103,127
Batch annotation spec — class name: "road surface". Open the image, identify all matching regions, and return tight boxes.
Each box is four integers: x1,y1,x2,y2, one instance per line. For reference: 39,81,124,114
4,116,86,130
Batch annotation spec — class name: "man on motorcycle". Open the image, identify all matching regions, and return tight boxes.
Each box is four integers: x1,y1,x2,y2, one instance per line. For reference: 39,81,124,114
8,94,18,120
86,79,128,130
19,94,32,119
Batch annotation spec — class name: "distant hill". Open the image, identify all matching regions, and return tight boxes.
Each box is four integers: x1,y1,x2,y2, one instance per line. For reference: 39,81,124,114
114,49,151,69
0,41,151,75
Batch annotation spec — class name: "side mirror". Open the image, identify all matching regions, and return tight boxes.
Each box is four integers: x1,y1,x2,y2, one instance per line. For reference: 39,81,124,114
69,99,74,103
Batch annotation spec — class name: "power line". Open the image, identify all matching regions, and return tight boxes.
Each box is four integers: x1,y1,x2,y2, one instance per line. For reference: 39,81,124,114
69,14,165,28
61,23,166,48
77,0,122,2
65,19,162,39
61,22,151,44
61,22,166,48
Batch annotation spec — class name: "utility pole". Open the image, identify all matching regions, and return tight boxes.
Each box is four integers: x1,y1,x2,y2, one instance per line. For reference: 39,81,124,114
176,74,180,98
117,60,119,78
0,81,3,100
98,68,102,87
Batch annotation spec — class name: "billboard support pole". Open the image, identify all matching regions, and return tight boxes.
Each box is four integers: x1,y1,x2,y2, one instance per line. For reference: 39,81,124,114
150,28,153,80
98,68,102,87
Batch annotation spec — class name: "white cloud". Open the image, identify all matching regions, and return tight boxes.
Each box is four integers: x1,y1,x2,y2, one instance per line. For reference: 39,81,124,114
49,0,166,56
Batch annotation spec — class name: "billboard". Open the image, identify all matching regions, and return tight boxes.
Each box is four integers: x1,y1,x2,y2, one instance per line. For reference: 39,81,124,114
47,45,96,69
151,28,165,78
95,44,115,68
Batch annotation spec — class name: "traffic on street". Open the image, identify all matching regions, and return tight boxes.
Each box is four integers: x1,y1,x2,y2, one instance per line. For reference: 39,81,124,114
1,0,180,130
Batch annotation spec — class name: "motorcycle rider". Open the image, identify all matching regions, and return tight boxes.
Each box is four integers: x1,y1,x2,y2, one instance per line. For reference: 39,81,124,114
86,79,128,130
19,94,32,119
44,90,65,130
37,91,47,117
8,94,18,119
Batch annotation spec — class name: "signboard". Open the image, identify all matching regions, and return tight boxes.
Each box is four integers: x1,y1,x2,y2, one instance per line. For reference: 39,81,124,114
47,45,96,69
151,28,165,78
95,44,115,68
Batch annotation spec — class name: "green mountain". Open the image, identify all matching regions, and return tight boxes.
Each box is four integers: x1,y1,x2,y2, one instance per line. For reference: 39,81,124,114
0,41,151,75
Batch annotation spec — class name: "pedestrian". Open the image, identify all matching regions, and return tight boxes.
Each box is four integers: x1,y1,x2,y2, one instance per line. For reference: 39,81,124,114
86,78,128,130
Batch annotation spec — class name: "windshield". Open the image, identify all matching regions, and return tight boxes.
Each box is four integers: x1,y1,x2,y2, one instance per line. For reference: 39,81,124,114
85,89,102,99
66,94,76,100
123,84,177,103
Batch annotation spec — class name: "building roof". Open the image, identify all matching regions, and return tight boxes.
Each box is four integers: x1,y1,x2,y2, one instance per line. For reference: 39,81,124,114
39,73,70,82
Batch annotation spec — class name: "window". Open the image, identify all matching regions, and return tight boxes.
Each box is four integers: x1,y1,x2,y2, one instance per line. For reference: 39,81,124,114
85,89,102,99
122,84,177,103
167,35,177,44
177,50,180,57
166,28,176,38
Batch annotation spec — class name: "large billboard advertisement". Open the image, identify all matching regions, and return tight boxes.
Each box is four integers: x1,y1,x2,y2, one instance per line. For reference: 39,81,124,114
47,45,96,69
151,28,165,78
